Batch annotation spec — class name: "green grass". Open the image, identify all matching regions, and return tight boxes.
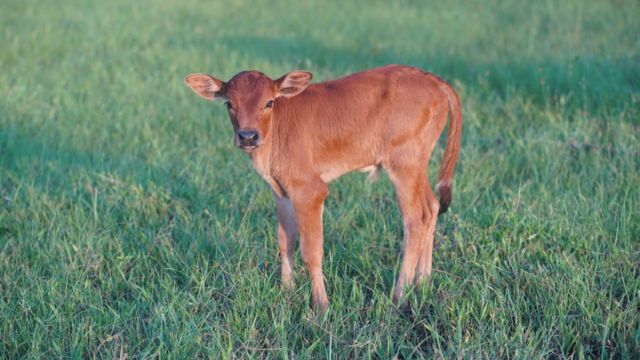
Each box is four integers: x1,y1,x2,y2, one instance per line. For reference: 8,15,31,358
1,0,639,357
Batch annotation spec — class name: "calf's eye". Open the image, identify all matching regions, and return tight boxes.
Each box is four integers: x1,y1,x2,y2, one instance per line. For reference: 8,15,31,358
265,100,274,109
225,101,233,110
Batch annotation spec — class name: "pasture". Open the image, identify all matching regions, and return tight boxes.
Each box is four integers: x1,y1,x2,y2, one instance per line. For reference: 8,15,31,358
1,0,638,357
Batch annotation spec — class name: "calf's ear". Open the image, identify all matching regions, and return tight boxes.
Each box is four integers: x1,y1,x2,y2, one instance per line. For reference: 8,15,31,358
184,73,225,100
275,71,313,98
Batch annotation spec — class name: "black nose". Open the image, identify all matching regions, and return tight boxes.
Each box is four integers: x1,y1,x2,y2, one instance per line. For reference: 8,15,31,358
237,129,259,146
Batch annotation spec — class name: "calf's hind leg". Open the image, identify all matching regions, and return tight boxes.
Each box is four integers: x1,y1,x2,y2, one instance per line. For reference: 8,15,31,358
414,186,440,285
386,165,432,305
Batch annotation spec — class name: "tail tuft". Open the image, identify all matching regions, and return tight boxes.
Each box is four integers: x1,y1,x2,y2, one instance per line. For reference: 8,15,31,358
436,181,452,214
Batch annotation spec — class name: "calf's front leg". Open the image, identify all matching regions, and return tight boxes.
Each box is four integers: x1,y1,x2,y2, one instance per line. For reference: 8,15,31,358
290,180,329,313
275,196,298,288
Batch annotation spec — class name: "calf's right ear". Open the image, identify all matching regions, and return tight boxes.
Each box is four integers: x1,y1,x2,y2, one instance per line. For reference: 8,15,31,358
184,73,225,100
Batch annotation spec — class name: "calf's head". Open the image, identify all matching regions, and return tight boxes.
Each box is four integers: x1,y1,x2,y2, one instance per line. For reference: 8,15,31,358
185,70,312,152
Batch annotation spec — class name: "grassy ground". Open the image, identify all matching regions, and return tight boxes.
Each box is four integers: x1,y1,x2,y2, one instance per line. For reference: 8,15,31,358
1,0,639,358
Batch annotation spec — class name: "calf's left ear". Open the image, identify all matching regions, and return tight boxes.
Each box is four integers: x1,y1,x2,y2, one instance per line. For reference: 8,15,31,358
275,71,313,98
184,73,226,100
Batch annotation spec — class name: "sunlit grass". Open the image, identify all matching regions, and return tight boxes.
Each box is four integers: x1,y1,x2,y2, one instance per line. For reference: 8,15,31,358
1,0,638,357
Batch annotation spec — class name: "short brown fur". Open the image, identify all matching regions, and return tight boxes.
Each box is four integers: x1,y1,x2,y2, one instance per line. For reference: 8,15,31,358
185,65,462,312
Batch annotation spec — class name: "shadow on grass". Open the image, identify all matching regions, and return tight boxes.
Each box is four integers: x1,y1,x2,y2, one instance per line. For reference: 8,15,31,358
211,35,637,111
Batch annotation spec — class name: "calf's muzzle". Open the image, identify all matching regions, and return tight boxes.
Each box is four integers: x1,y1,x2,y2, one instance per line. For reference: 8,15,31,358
237,129,259,148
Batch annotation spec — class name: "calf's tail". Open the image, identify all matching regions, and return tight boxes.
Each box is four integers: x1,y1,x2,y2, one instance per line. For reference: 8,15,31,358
436,81,462,215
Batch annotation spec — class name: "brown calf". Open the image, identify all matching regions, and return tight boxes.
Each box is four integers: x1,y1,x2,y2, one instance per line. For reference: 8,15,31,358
185,65,461,312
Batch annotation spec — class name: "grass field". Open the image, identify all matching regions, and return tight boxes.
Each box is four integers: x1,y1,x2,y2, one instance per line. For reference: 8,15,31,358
1,0,639,358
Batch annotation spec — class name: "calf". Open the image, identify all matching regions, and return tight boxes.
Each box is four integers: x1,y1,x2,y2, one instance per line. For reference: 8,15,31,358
185,65,462,312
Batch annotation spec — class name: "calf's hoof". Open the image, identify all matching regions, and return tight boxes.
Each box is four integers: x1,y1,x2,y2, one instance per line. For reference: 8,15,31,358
313,300,329,315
